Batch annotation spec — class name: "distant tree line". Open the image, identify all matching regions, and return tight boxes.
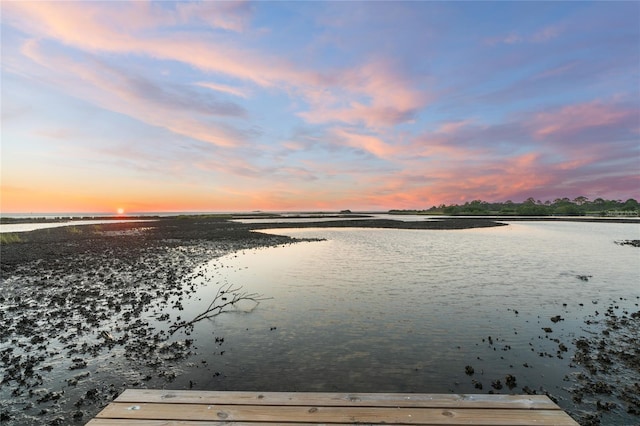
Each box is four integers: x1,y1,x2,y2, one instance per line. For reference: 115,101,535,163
390,197,639,216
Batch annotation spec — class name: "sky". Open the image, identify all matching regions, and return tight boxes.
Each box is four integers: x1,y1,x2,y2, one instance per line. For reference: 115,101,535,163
1,1,639,214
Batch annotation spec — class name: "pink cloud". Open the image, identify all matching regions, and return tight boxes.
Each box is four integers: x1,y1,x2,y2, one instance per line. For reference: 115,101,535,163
298,58,427,128
433,154,550,202
5,1,427,131
503,33,523,44
3,2,301,86
343,152,541,208
530,62,578,81
436,120,474,135
195,82,249,98
531,25,563,43
281,140,306,151
409,122,488,160
331,128,402,159
21,40,247,147
175,1,253,33
4,1,250,38
484,24,562,46
411,136,468,159
484,32,523,46
531,101,635,138
372,98,639,208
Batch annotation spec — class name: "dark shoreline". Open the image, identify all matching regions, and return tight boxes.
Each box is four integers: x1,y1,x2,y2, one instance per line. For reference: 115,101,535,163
249,217,508,230
1,218,302,425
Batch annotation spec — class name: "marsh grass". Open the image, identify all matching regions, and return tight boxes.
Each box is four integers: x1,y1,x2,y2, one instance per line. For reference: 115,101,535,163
176,214,233,220
66,226,83,234
0,233,23,244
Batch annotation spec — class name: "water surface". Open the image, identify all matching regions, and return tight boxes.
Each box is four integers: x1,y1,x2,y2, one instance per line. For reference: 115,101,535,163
170,221,638,422
0,219,154,233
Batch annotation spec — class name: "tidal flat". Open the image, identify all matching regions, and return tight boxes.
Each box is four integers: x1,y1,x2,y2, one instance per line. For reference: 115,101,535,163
0,216,638,425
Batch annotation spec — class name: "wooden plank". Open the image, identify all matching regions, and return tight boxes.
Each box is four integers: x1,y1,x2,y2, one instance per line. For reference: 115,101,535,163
114,390,559,410
95,402,579,425
90,391,579,425
87,421,390,426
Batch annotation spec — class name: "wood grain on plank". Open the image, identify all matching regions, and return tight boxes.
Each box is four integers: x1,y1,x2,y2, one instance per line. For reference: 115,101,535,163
96,402,579,425
115,389,559,410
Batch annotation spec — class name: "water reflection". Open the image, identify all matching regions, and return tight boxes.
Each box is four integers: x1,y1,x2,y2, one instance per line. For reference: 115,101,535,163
0,219,154,233
172,222,639,420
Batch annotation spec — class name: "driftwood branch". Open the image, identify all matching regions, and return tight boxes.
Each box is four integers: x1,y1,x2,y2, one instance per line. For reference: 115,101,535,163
169,283,269,334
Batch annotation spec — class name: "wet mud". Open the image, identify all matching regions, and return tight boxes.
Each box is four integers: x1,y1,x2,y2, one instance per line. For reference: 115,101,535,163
459,298,639,425
0,218,297,425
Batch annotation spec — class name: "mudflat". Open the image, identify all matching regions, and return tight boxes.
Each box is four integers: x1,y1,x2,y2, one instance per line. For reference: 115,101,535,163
0,216,503,425
1,217,637,426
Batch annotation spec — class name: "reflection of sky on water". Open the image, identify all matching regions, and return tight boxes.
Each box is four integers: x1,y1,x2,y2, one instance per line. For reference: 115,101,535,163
232,214,444,224
167,222,639,402
0,219,154,233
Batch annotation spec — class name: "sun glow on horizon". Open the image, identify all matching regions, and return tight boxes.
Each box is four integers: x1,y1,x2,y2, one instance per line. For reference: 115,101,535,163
116,208,125,215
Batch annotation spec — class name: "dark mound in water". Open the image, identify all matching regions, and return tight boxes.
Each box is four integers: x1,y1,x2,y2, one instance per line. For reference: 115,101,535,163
614,240,640,247
250,217,507,231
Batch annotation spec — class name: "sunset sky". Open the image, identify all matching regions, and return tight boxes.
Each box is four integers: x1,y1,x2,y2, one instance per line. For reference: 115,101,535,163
1,1,639,213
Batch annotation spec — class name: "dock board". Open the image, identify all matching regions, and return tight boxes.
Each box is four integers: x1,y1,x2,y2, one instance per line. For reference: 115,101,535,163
87,390,579,425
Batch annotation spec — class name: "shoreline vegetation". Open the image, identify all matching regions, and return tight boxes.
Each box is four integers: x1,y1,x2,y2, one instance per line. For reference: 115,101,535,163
1,196,639,225
389,196,639,217
1,216,638,425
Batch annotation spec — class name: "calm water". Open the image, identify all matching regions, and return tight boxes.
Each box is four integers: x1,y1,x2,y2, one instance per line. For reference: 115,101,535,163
165,221,639,421
0,219,154,233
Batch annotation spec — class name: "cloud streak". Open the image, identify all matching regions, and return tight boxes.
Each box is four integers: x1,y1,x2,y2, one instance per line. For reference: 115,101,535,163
4,1,428,131
20,39,251,147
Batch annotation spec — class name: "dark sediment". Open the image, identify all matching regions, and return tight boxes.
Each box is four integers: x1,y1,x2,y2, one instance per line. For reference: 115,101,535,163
460,299,640,426
614,239,640,247
0,218,295,425
569,301,640,424
250,217,507,231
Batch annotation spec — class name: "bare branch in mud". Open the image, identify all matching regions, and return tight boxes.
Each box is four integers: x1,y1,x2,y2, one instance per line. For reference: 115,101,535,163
169,283,270,334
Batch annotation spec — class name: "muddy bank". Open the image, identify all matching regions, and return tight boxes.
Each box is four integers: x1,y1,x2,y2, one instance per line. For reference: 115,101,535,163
0,218,298,425
249,217,507,230
457,298,639,425
569,299,640,424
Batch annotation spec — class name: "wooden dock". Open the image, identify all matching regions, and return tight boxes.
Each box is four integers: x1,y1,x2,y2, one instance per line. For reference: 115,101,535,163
87,390,579,425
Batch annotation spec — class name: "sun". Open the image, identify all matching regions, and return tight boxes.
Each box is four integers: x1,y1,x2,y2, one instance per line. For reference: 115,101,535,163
116,208,125,215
